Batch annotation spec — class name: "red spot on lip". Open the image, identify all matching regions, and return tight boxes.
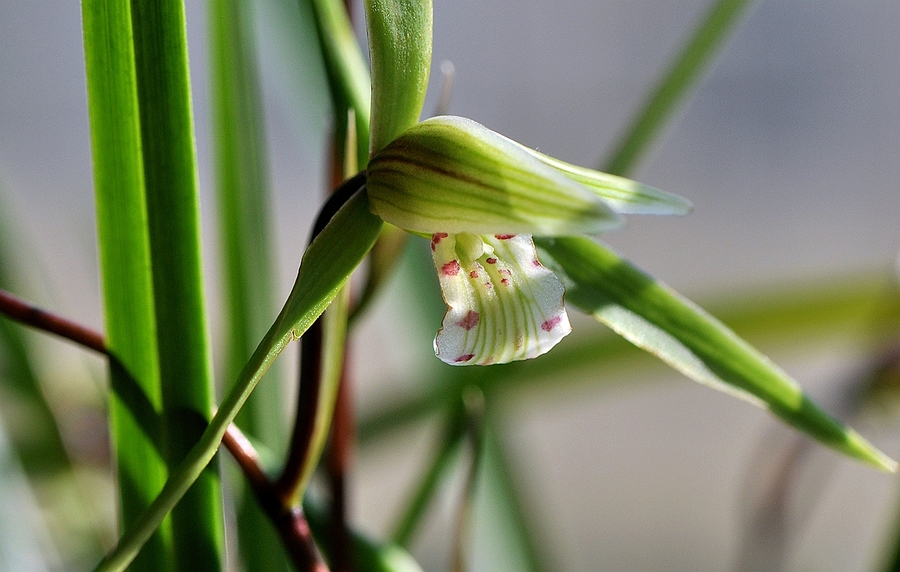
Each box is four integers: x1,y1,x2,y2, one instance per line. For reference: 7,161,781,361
486,257,497,264
541,316,562,332
495,234,515,240
532,259,542,267
441,260,461,276
431,232,449,251
469,270,479,278
457,310,480,330
455,353,475,363
501,278,510,286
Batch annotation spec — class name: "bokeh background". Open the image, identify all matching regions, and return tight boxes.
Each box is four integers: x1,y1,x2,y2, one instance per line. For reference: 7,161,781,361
1,0,899,570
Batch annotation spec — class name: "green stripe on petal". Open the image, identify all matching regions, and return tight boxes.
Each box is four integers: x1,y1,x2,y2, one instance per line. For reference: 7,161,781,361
367,116,621,236
431,233,570,365
523,148,693,215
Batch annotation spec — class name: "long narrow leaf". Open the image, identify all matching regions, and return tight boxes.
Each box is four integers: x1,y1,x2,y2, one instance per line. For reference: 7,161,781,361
603,0,756,175
359,270,898,445
95,188,383,572
81,1,174,569
306,0,372,165
392,406,466,547
535,236,896,472
129,0,225,568
209,0,290,569
469,424,546,572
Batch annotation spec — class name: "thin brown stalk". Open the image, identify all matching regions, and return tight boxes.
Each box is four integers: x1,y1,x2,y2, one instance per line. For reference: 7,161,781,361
222,426,328,572
325,351,354,572
0,288,106,354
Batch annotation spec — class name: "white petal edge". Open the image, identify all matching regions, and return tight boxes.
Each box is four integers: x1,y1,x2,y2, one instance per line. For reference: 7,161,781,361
431,233,571,365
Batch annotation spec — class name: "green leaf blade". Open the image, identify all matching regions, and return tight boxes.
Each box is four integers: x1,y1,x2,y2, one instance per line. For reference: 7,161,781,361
209,0,291,569
603,0,757,175
130,0,225,568
365,0,433,155
536,236,897,473
307,0,372,166
81,1,175,569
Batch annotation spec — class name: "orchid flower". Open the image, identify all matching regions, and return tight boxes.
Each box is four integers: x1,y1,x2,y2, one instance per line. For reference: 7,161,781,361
366,115,690,365
360,0,690,365
361,0,690,366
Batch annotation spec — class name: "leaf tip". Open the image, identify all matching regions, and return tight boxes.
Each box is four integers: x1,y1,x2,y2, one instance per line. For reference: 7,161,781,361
845,429,898,473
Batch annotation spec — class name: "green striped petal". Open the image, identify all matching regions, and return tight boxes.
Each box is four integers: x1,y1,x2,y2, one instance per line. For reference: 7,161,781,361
367,116,621,236
431,232,570,365
523,148,693,215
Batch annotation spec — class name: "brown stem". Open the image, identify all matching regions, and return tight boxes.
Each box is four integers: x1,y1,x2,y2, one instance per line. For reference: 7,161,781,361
0,288,106,354
325,350,354,572
222,426,328,572
275,317,324,502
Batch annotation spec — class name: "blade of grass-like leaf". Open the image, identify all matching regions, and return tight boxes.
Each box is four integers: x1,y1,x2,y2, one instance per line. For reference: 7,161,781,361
392,405,466,547
306,0,371,166
211,0,282,452
468,423,546,572
129,0,225,568
603,0,756,175
95,186,382,572
535,236,897,472
209,0,290,569
81,1,174,569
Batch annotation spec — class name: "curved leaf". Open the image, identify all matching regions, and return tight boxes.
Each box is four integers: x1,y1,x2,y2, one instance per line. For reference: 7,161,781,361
535,236,897,473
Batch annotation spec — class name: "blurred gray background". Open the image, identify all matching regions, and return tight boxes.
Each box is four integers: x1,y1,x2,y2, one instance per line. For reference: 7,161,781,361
1,0,899,570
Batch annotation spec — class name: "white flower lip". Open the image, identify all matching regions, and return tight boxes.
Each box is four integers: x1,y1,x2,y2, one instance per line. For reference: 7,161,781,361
431,232,571,366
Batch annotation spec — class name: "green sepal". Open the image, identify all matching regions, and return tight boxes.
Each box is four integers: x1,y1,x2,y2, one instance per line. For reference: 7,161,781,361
365,0,432,155
524,148,692,215
367,116,621,236
535,236,898,473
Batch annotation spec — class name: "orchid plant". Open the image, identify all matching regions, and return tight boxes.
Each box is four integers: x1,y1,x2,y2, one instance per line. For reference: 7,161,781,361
86,0,897,568
0,0,896,570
